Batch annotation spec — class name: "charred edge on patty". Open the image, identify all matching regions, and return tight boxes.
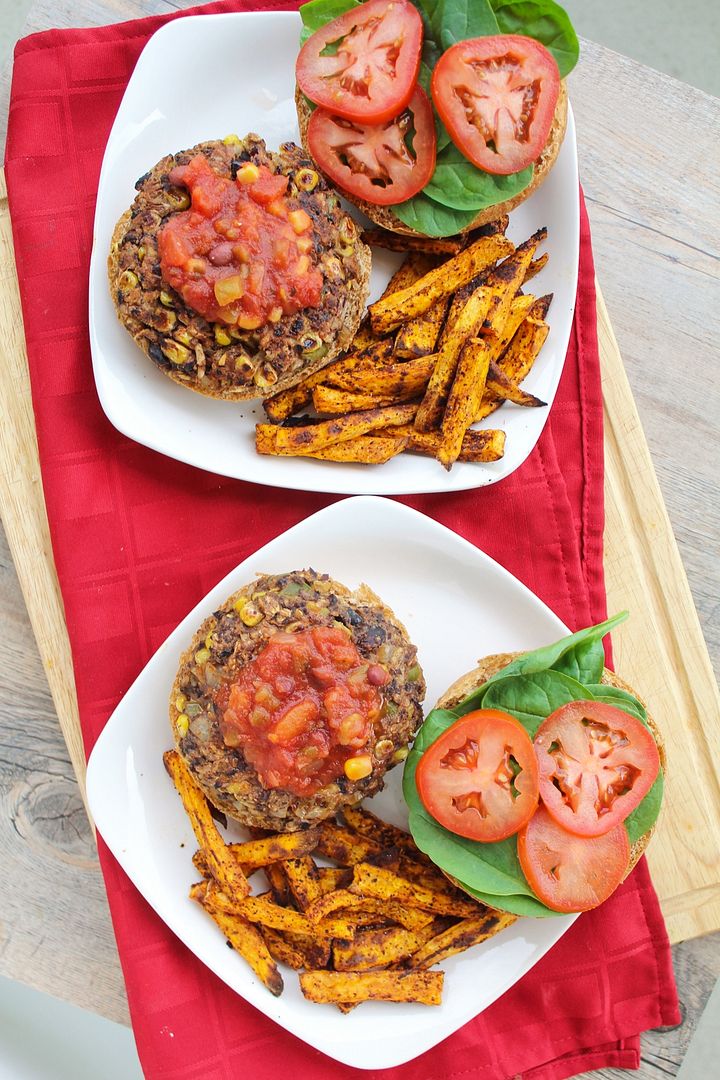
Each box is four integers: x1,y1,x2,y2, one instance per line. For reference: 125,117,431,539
108,135,370,399
170,570,426,832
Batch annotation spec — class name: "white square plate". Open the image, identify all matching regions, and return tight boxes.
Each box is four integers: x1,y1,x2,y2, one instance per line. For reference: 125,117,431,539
86,496,576,1069
88,11,579,496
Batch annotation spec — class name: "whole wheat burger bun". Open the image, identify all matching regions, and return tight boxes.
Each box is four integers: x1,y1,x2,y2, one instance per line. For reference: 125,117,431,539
436,652,665,881
295,82,568,238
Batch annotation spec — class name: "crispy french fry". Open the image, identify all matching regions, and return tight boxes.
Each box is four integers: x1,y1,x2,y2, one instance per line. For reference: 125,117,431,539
349,863,480,918
191,881,355,940
361,228,464,256
341,807,432,864
192,881,283,996
269,403,418,454
394,298,450,359
283,856,323,912
305,889,434,933
226,829,321,872
414,285,496,431
299,969,444,1006
497,317,550,387
353,254,436,347
260,926,307,971
332,926,426,972
485,360,547,407
312,386,417,414
262,381,314,423
380,424,505,463
325,355,436,396
163,751,250,900
524,251,548,282
406,911,517,970
302,433,410,463
314,821,384,865
316,867,354,894
369,235,514,335
264,862,292,907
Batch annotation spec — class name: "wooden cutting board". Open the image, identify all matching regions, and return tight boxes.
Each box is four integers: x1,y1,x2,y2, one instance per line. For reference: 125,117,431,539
0,170,718,945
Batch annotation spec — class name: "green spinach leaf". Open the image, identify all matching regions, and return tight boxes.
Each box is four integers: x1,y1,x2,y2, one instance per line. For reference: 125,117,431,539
489,0,580,77
584,684,648,725
625,771,664,844
481,670,594,736
433,0,499,50
422,143,533,210
552,634,606,684
455,880,561,917
392,192,484,236
299,0,358,43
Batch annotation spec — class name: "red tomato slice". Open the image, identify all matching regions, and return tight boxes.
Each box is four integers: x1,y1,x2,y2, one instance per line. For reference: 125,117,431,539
307,87,436,206
296,0,423,125
534,701,660,838
518,805,629,912
415,709,539,842
431,34,560,175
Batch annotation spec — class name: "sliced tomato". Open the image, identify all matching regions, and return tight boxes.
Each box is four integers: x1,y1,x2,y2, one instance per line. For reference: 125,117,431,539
306,87,436,207
415,709,539,842
518,805,629,912
534,701,660,838
431,34,560,175
296,0,423,125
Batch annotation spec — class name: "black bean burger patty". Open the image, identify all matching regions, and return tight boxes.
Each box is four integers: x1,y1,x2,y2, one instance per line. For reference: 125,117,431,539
108,135,371,400
170,570,426,832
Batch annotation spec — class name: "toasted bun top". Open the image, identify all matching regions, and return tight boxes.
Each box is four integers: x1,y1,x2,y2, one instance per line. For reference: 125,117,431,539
295,82,568,238
436,653,665,881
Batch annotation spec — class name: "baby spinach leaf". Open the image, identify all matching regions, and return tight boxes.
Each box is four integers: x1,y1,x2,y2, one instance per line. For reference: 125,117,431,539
299,0,358,43
552,634,606,685
584,684,648,725
488,0,580,77
422,144,533,210
393,192,485,236
625,771,664,844
456,881,561,918
481,671,594,736
434,0,499,50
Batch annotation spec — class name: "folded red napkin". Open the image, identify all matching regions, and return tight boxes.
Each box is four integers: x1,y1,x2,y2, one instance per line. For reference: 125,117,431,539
5,1,679,1076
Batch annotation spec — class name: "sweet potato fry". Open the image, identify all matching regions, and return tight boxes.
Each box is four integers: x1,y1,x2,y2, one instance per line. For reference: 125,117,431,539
361,228,464,256
350,863,481,918
314,821,384,864
283,856,323,912
332,926,426,972
191,881,356,940
299,970,444,1006
192,882,283,996
485,361,547,407
227,829,321,872
305,889,434,932
260,926,307,971
354,254,436,346
406,910,517,970
394,298,450,359
264,862,292,907
316,867,354,894
341,806,432,864
163,751,250,900
369,234,514,334
309,434,410,463
326,355,436,396
497,316,550,388
312,385,418,414
268,403,417,454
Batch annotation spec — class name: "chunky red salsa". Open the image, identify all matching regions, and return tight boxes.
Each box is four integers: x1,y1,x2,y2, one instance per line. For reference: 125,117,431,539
217,626,389,796
157,154,323,330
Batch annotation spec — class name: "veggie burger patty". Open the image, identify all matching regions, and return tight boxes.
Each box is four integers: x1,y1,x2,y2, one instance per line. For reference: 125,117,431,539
170,570,426,831
108,135,371,400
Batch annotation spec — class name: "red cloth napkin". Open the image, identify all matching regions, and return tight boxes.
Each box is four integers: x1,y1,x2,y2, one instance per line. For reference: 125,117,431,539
5,2,679,1076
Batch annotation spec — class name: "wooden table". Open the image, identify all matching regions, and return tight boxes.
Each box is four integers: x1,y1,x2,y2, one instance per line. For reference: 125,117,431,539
0,3,718,1077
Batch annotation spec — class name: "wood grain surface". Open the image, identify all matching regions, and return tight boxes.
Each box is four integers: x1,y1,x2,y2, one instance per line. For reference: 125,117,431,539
0,4,718,1078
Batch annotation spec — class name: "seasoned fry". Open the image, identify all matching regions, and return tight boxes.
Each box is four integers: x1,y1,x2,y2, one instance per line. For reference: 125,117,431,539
290,430,410,463
369,235,514,334
354,254,436,346
262,381,314,423
164,750,250,900
191,881,356,939
485,360,547,407
524,251,549,282
280,929,331,970
414,285,496,431
341,806,432,864
381,424,506,463
227,829,321,872
305,889,434,932
260,926,307,971
264,862,292,907
316,867,354,894
312,385,418,414
407,911,517,970
283,856,323,911
314,821,384,865
192,881,283,996
299,969,444,1006
350,863,480,918
394,298,450,359
325,355,436,396
361,228,464,256
332,926,426,972
269,403,417,454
